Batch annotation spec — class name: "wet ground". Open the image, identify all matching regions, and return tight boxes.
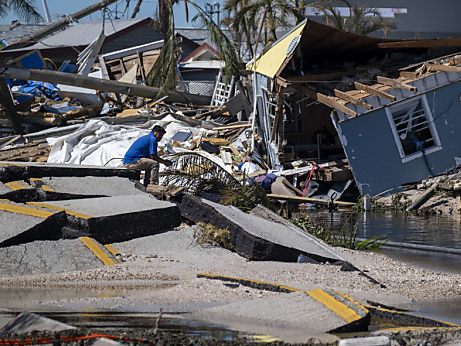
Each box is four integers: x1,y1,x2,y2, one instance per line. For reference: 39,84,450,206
306,210,461,326
1,210,461,343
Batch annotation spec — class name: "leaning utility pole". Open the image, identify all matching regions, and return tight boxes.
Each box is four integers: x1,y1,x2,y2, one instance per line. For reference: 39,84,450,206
5,0,118,50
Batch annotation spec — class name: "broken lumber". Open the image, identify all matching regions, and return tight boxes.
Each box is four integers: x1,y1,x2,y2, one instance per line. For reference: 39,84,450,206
0,67,211,105
405,182,439,212
267,194,356,207
333,89,373,110
427,63,461,73
316,93,357,117
354,82,396,101
376,76,417,92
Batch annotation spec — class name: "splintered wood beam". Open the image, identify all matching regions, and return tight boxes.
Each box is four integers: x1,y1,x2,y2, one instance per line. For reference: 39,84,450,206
354,82,396,101
316,93,357,117
399,71,419,79
377,76,417,92
427,63,461,73
334,89,373,110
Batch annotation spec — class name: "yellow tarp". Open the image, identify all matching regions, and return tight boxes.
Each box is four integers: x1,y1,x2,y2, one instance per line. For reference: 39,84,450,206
246,21,307,79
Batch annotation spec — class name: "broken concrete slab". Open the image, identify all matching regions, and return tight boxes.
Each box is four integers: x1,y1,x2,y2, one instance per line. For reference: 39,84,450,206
33,176,145,197
250,205,344,262
178,195,343,262
0,181,105,203
0,312,76,336
38,194,181,244
0,162,140,183
0,238,113,276
190,290,367,343
0,200,66,247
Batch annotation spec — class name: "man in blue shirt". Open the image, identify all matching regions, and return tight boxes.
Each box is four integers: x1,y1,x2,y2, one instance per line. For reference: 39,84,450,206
123,125,172,186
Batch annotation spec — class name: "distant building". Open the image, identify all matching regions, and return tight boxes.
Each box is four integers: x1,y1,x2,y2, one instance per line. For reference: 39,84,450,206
0,18,198,66
304,0,461,39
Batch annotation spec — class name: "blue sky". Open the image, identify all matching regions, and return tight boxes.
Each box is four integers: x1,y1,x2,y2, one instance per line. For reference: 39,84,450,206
0,0,223,27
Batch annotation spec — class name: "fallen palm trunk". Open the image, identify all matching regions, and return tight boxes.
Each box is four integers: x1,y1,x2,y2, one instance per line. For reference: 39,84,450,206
0,67,211,105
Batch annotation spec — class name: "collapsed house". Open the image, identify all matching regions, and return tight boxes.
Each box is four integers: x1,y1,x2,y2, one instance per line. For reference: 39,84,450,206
317,55,461,196
247,19,461,197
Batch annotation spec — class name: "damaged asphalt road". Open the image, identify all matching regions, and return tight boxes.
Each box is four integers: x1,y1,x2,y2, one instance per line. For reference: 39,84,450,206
0,162,459,345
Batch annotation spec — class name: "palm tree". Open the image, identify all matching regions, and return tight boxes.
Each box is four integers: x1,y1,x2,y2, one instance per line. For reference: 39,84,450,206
130,0,240,95
312,0,395,36
0,0,41,22
223,0,304,51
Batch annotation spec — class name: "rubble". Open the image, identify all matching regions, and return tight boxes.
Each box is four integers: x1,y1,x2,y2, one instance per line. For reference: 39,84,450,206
1,7,461,345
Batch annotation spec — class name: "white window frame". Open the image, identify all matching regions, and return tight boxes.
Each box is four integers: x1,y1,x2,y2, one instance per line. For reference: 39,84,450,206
385,95,442,163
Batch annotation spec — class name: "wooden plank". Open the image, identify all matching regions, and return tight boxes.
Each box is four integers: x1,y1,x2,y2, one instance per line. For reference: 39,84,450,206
399,71,419,79
376,76,417,92
427,63,461,73
406,183,438,212
267,194,356,207
213,123,251,131
378,38,461,49
333,89,373,110
316,93,357,117
270,85,284,141
354,82,396,101
137,51,147,83
0,78,23,134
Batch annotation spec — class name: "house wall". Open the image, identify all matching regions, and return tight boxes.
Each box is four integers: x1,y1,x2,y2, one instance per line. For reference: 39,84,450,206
336,79,461,196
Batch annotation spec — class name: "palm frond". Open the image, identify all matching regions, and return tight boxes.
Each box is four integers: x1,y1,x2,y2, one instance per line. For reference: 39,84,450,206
189,1,241,80
8,0,41,22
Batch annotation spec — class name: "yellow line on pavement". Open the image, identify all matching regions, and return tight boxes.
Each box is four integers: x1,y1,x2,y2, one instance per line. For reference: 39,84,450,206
30,178,55,192
306,288,363,323
104,244,120,256
197,272,300,293
26,202,91,219
381,326,461,332
335,291,369,315
79,237,116,266
251,335,280,343
0,201,54,218
4,181,27,191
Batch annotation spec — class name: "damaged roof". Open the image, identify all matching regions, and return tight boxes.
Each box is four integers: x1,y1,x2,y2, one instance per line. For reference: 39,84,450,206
247,19,393,79
3,18,155,52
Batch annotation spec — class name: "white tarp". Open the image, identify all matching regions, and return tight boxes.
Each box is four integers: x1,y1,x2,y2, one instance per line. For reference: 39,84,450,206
46,116,216,167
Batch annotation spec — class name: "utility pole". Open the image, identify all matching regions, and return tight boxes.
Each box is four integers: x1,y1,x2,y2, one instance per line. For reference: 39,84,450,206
41,0,51,24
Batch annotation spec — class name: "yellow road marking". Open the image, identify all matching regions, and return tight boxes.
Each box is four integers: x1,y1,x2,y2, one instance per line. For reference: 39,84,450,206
197,272,300,293
381,326,461,332
104,244,120,256
198,273,365,323
0,201,54,218
251,335,280,343
26,202,91,219
306,288,363,323
30,178,55,192
4,181,27,191
79,237,116,266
